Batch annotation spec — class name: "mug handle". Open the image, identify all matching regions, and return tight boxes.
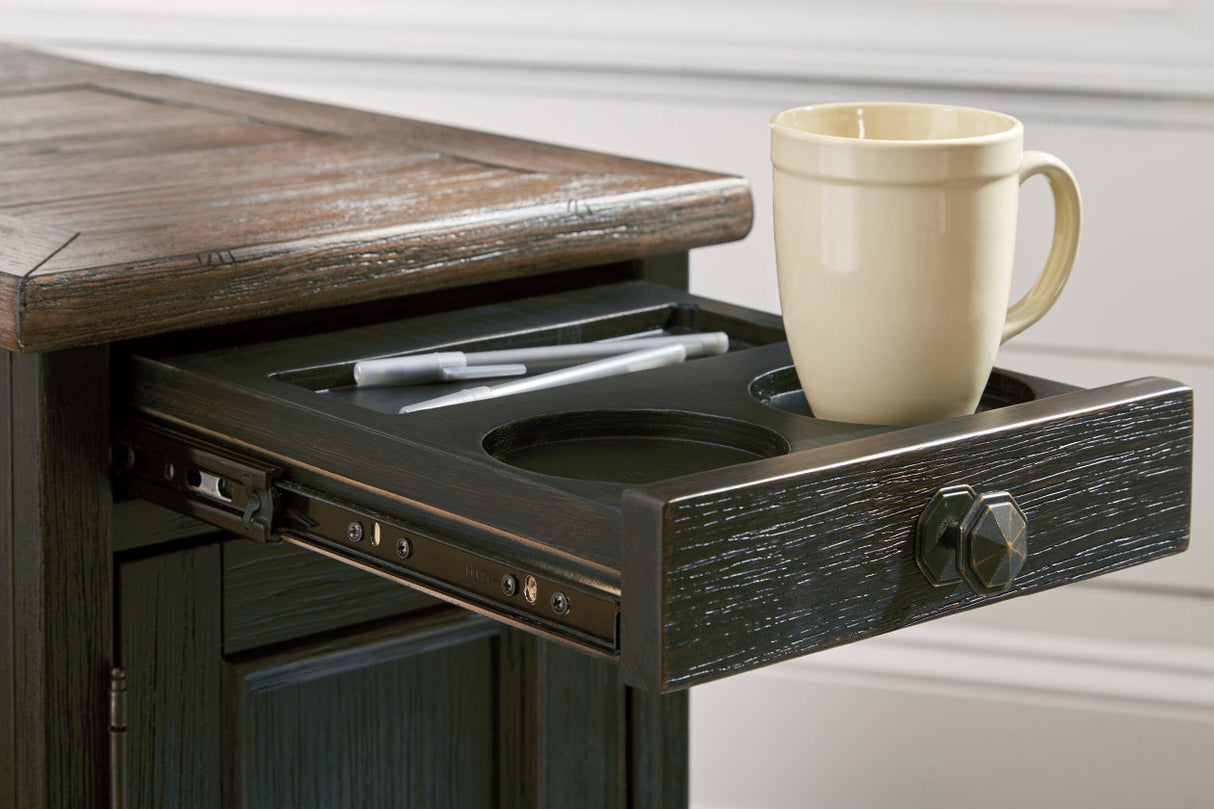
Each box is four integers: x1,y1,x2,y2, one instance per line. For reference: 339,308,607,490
1002,151,1082,343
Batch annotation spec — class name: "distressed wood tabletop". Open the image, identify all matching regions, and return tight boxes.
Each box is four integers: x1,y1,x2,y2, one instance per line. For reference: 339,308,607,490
0,46,752,352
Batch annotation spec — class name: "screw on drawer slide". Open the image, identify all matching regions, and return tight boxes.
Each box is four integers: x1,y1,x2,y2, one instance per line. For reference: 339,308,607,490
116,421,281,542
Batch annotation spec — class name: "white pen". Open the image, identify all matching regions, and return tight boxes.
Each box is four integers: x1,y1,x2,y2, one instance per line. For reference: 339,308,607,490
399,344,687,414
354,332,728,387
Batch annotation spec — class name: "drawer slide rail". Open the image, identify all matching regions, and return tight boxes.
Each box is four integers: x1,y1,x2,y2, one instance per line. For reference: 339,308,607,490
116,420,620,655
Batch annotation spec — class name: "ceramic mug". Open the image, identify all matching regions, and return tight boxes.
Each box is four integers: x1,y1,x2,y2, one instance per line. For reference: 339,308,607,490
770,102,1081,426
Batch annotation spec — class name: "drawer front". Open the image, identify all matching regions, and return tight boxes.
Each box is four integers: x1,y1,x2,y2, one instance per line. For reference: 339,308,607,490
620,379,1192,692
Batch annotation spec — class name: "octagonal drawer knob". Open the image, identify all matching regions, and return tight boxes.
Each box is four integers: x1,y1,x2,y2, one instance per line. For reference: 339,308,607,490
916,485,1028,595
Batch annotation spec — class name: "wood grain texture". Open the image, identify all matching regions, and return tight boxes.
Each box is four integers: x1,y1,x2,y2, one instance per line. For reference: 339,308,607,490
0,44,128,95
0,214,77,277
497,630,631,809
111,497,222,553
117,542,222,809
0,47,753,352
0,350,12,809
530,638,627,808
621,378,1194,692
229,609,500,807
103,68,717,178
8,347,113,805
222,538,439,654
629,687,689,809
0,215,76,346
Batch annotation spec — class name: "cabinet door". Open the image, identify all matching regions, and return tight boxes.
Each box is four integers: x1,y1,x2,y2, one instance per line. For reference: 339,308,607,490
116,536,687,808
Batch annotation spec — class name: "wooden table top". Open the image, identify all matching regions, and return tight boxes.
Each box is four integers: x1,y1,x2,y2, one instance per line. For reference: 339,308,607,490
0,46,753,352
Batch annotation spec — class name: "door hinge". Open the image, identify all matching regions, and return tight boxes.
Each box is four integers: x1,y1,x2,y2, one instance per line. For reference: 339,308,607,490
116,420,282,542
109,667,127,809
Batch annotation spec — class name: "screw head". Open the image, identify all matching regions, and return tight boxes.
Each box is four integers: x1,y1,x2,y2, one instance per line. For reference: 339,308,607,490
346,521,364,542
550,592,570,615
396,537,413,559
501,574,519,597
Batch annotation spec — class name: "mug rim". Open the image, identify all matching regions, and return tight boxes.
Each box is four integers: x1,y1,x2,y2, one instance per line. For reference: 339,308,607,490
771,102,1022,147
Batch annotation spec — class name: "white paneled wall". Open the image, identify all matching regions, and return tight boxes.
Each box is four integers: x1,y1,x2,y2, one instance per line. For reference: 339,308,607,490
5,3,1211,805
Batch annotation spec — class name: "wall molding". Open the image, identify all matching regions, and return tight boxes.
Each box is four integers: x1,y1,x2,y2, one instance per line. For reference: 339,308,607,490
691,590,1214,807
771,619,1214,721
2,0,1212,98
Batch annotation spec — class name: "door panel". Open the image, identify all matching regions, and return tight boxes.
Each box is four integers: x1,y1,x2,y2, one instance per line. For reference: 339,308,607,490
228,611,500,808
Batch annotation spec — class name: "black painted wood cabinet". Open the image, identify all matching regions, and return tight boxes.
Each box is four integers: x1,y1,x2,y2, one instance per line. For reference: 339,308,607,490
0,47,1193,808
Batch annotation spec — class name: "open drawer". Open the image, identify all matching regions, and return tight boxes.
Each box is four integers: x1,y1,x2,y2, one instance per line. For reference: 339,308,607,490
117,279,1194,693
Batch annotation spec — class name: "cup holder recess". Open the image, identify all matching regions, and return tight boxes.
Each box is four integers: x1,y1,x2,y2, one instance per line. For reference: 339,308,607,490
483,409,790,484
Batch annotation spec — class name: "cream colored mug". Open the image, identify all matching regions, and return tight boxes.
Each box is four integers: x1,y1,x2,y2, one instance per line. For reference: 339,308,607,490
771,102,1081,426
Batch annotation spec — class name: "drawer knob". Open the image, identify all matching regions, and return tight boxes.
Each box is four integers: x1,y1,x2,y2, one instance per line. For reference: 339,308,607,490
916,485,1028,595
